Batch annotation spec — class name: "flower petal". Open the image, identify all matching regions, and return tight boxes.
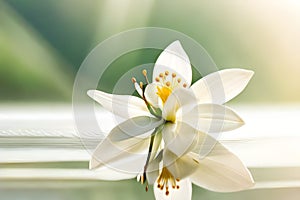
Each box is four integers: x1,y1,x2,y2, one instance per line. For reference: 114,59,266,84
190,142,255,192
163,149,198,179
108,116,164,142
154,178,192,200
90,136,149,173
146,150,163,185
162,122,205,158
144,83,160,108
162,88,197,122
178,104,244,133
89,116,163,173
190,69,254,104
87,90,150,119
153,41,192,87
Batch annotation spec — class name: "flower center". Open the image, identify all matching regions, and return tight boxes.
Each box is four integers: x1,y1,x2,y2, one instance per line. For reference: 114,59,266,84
156,86,172,104
155,71,187,104
157,167,180,196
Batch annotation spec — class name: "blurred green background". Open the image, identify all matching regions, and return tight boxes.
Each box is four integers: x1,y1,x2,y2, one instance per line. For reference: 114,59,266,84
1,0,300,103
1,1,300,200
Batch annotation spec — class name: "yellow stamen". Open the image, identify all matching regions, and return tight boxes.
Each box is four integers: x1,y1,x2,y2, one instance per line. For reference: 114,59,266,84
172,73,176,78
131,77,136,83
142,69,147,76
165,71,169,76
156,86,172,104
155,77,160,82
156,167,180,196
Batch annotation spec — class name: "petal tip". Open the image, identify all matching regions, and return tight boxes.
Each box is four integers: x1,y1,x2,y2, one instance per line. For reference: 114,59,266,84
87,90,95,98
245,69,255,78
89,158,98,170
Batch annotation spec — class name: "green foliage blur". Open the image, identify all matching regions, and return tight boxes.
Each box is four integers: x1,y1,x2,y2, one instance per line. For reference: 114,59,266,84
1,0,300,103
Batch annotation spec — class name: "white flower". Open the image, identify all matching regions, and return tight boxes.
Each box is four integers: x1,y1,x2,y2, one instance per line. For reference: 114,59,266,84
87,41,254,199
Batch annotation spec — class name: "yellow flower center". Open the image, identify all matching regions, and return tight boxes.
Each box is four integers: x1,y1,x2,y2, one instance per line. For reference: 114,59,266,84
154,70,188,104
157,167,180,196
156,86,172,104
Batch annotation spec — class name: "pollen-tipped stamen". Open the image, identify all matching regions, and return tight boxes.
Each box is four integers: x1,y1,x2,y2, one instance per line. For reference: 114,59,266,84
131,77,137,83
142,69,150,84
156,167,180,196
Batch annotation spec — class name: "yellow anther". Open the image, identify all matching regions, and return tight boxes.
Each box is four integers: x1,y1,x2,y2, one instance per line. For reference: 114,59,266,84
172,73,176,78
155,77,160,82
177,78,181,83
159,73,164,78
142,69,147,76
156,167,180,196
183,83,187,88
165,71,169,76
140,82,143,89
166,81,171,87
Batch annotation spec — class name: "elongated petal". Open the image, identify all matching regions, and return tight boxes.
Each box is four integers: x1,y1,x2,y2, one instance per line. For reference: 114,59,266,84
162,88,197,122
178,104,244,133
162,122,205,158
154,178,192,200
87,90,150,119
190,142,254,192
90,136,149,173
109,116,164,142
163,149,198,179
89,116,163,173
153,41,192,87
190,69,254,104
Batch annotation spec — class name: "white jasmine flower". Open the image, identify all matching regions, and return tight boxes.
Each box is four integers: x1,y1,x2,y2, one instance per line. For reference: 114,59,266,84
87,40,254,199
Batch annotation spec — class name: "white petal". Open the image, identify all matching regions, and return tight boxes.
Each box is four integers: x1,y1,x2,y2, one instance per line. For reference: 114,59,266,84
146,150,163,185
162,122,205,158
90,135,149,173
144,83,160,108
90,117,163,173
153,41,192,87
134,82,143,97
154,178,192,200
162,88,197,122
89,116,163,173
190,142,254,192
190,69,254,104
87,90,150,119
163,149,198,179
149,131,163,161
178,104,244,133
108,116,164,142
